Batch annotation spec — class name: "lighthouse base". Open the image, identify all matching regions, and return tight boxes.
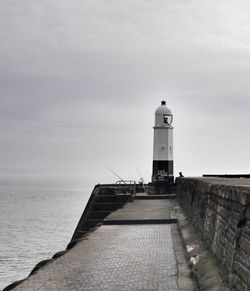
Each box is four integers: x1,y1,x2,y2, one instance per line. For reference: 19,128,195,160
152,160,174,183
151,160,175,194
147,181,176,195
152,160,174,182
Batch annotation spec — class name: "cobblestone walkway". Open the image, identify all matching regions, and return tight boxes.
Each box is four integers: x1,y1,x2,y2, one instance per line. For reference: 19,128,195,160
105,199,176,221
13,224,191,291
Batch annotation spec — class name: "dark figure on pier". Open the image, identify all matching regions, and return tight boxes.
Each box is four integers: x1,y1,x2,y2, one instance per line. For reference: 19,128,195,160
179,172,184,177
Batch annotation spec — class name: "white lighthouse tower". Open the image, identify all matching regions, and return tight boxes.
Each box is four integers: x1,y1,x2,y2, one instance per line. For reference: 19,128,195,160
152,100,174,184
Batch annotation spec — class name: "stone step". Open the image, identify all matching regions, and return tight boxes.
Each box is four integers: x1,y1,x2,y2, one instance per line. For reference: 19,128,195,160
135,194,176,199
103,218,178,225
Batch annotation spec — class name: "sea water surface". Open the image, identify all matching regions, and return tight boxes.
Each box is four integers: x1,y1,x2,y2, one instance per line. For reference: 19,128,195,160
0,174,94,290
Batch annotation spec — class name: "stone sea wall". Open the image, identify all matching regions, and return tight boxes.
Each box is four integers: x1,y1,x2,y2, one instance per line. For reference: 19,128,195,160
177,177,250,290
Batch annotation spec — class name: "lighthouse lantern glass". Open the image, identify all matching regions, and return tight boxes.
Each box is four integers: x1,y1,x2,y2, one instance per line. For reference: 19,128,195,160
164,114,173,126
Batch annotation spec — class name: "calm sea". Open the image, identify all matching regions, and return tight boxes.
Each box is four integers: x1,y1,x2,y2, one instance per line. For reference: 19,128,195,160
0,174,94,290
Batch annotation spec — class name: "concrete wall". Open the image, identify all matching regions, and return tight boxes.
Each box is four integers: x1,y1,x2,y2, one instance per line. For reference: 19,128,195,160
71,184,134,242
177,177,250,290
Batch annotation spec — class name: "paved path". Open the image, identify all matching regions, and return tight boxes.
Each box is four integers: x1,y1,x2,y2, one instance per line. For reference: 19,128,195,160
104,199,176,221
12,197,194,291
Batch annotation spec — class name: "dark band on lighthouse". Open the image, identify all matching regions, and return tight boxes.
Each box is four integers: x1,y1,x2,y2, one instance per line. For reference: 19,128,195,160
152,100,174,183
152,161,173,178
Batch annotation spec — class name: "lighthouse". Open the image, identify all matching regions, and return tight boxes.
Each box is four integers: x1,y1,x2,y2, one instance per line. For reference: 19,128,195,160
152,100,174,184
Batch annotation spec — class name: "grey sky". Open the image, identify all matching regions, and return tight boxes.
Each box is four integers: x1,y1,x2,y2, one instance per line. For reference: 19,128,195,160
1,0,250,182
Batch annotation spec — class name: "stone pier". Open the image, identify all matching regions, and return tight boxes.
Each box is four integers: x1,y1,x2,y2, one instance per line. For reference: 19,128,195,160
7,190,194,291
9,177,250,291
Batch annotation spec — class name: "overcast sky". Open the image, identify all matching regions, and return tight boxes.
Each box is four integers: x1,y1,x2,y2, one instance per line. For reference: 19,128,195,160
1,0,250,183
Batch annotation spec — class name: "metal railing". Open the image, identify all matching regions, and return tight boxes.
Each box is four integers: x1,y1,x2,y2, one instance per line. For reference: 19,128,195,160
115,180,137,195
